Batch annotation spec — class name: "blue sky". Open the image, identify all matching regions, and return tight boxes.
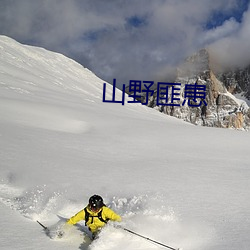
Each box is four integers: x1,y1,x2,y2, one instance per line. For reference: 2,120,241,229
206,0,249,28
0,0,249,88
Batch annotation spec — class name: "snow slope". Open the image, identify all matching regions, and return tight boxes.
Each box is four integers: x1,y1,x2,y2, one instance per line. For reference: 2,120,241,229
0,36,250,250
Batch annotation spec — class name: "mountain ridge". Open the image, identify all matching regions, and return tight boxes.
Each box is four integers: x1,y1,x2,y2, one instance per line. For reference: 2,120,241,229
141,48,250,130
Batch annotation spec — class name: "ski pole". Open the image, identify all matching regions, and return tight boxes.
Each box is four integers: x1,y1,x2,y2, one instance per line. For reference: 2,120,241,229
37,220,48,231
122,227,180,250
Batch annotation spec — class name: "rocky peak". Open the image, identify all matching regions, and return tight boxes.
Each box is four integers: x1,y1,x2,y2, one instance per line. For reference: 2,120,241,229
177,48,210,78
144,48,250,130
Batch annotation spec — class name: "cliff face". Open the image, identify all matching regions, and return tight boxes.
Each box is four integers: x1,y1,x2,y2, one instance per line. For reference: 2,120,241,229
144,49,250,130
217,66,250,100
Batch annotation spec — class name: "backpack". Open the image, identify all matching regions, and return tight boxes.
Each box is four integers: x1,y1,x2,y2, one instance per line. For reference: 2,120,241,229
84,206,109,226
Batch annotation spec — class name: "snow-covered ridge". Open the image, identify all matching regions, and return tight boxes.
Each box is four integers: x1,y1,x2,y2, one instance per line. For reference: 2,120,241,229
0,36,166,133
0,35,117,107
0,35,120,134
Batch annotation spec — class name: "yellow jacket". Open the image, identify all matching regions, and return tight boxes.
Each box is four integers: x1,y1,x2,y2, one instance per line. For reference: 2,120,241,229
67,206,121,233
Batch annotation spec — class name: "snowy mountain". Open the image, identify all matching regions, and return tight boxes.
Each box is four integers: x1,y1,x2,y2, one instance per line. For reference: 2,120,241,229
136,49,250,130
176,49,250,129
0,36,250,250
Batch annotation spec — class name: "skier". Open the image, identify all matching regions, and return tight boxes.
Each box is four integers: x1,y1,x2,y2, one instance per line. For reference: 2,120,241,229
66,194,121,239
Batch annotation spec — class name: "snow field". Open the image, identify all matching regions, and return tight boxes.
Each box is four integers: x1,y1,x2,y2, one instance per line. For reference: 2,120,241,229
0,36,250,250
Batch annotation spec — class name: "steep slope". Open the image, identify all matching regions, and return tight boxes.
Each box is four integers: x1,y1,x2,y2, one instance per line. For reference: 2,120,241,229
0,36,250,250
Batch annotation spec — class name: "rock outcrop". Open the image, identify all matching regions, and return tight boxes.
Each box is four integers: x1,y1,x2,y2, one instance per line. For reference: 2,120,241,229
139,49,250,130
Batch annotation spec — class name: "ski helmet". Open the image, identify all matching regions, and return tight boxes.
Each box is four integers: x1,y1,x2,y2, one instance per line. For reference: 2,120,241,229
89,195,104,210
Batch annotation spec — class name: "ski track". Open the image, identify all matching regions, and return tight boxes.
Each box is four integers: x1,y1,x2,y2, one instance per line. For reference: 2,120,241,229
0,180,212,250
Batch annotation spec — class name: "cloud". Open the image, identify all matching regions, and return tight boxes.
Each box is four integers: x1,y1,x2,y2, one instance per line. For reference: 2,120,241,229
200,18,240,45
0,0,249,87
209,3,250,69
